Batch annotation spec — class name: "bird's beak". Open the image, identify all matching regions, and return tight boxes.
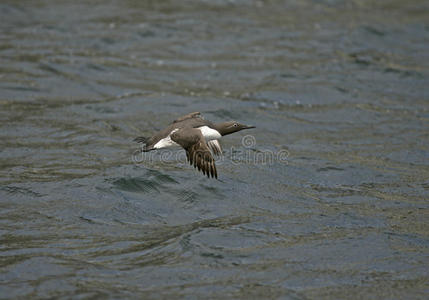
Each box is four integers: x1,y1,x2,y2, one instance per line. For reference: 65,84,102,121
244,125,256,129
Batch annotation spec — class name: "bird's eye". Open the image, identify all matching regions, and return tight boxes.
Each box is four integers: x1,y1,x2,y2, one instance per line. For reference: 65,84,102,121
233,123,238,127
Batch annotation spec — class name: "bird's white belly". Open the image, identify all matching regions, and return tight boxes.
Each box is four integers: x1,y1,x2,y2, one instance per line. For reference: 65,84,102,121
153,129,180,149
198,126,221,141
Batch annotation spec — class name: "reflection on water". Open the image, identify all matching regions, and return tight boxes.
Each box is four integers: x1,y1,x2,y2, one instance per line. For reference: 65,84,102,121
1,0,428,298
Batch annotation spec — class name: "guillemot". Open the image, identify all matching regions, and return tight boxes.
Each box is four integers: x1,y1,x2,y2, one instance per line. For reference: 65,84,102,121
134,112,255,178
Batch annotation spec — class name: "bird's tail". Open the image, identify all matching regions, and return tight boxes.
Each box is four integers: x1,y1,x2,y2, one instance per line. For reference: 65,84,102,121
133,136,156,152
133,136,148,144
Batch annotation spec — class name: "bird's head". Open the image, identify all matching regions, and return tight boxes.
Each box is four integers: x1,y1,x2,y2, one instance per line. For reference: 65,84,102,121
216,121,255,136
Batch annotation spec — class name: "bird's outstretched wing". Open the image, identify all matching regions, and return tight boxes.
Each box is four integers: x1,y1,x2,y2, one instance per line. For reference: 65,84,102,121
207,140,222,156
172,112,203,124
171,128,217,178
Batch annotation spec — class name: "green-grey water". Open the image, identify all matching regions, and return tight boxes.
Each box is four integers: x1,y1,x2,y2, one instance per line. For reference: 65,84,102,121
1,0,428,298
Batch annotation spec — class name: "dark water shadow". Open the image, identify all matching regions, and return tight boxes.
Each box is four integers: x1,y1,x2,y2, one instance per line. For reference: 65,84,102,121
110,169,179,194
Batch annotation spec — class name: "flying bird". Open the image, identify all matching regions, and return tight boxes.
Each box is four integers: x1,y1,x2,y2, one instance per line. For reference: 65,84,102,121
134,112,255,178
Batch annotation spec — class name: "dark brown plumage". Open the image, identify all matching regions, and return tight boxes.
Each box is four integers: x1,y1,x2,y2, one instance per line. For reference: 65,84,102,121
171,128,217,178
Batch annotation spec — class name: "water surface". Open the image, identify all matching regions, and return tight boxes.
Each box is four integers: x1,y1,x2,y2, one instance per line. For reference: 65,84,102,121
1,0,428,298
